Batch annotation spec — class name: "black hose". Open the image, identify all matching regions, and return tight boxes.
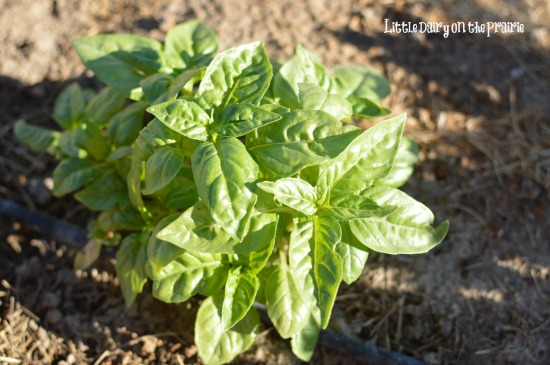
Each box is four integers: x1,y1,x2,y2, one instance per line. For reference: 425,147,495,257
0,197,427,365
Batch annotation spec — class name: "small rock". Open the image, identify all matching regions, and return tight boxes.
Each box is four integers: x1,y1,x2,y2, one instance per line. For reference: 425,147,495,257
46,309,62,325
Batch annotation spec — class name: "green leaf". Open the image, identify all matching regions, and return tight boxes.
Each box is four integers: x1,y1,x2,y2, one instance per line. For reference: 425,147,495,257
147,99,210,141
82,122,111,161
164,20,218,69
157,202,276,255
58,129,87,158
142,147,186,195
147,214,186,272
222,267,259,330
290,309,321,362
348,96,391,119
312,216,342,328
265,263,310,338
74,169,127,211
156,174,198,210
332,65,391,103
337,223,369,284
85,86,127,125
145,69,200,104
231,211,278,255
317,113,406,201
74,238,103,270
231,222,276,272
140,73,173,104
108,102,147,147
52,83,86,130
213,103,281,138
257,178,318,216
349,186,449,254
374,137,419,188
247,109,360,178
298,83,352,121
156,201,234,253
14,119,59,153
73,35,163,96
196,293,259,365
192,138,258,239
324,193,395,221
115,233,148,306
149,251,227,303
113,208,146,231
195,42,272,112
273,45,332,109
52,158,100,197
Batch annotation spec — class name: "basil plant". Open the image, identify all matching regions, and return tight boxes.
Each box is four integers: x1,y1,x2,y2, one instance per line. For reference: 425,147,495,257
15,20,448,364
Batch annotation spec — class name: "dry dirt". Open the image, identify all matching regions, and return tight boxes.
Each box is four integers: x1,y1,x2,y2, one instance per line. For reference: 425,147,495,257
1,0,549,364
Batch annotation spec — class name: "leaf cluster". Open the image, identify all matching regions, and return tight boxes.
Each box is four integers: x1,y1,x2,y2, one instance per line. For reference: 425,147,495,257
14,20,448,365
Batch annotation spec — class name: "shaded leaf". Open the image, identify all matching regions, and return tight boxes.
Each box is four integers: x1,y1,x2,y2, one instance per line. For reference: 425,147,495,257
73,35,162,96
116,233,148,306
14,119,59,153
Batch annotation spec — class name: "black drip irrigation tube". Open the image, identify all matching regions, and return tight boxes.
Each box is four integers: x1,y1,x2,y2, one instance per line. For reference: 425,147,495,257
0,197,427,365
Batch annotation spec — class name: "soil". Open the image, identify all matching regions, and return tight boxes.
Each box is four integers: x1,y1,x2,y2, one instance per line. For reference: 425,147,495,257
1,0,549,364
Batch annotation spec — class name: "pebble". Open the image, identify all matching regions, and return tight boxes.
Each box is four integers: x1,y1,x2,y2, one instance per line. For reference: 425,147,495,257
46,309,63,325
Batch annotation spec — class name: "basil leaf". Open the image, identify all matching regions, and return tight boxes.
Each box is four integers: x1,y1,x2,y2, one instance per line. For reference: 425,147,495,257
155,174,198,211
74,238,103,271
116,232,149,306
337,223,369,284
52,83,86,130
85,86,127,125
349,186,449,254
374,136,419,188
231,226,276,272
142,147,186,195
58,129,87,158
232,211,278,255
324,193,395,221
74,169,127,211
151,68,201,104
213,103,281,138
257,177,318,216
317,113,406,201
273,45,332,109
196,293,259,365
265,263,310,338
195,42,272,113
332,65,391,103
140,73,173,104
347,96,391,119
147,99,210,141
52,158,100,197
247,109,360,178
147,213,185,272
192,138,258,239
222,266,259,330
164,20,218,69
108,102,147,147
290,309,322,362
14,119,59,153
82,122,111,161
156,201,234,253
73,35,163,96
314,216,342,328
298,83,352,121
149,251,227,303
